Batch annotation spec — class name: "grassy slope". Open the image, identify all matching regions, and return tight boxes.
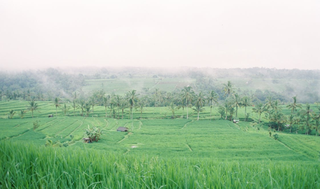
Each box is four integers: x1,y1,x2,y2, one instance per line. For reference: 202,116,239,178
1,101,320,188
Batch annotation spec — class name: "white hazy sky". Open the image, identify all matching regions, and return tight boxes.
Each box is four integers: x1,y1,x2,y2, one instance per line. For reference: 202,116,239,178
1,0,320,70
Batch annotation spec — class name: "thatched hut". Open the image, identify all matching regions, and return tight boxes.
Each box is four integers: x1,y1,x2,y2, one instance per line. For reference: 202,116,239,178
117,127,128,132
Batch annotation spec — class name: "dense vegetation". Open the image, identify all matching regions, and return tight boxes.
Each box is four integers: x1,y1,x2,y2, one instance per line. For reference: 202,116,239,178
1,67,320,103
1,67,320,188
1,141,320,188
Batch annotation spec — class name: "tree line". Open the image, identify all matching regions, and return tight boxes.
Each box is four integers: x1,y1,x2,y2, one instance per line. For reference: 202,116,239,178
6,80,320,136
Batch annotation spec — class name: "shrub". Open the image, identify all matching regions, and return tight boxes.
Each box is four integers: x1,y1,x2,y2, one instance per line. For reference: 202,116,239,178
33,120,40,130
85,125,102,143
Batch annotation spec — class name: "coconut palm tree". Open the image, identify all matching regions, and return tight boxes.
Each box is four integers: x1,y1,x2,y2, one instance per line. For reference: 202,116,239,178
242,96,251,121
269,110,286,131
300,104,313,135
119,97,128,119
181,86,194,119
128,90,137,130
79,99,86,116
252,103,267,124
90,96,96,113
8,110,15,119
138,97,146,119
312,113,320,136
208,90,218,119
223,81,233,97
54,97,60,116
61,103,69,116
103,95,110,118
287,114,295,133
71,99,78,116
264,96,274,111
168,102,180,119
194,92,205,120
28,100,38,118
233,93,242,118
287,96,302,114
20,110,26,119
85,102,91,117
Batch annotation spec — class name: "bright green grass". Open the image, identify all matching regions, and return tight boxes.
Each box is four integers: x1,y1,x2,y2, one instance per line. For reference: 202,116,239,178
1,100,320,188
1,141,320,188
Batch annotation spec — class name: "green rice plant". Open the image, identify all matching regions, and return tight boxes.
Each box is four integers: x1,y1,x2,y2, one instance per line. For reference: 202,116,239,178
0,141,320,188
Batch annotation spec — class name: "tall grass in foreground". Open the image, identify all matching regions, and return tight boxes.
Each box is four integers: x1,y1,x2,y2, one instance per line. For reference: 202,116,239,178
0,141,319,189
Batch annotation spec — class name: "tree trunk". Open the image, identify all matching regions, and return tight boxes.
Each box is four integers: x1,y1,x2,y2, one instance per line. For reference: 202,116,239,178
245,106,247,121
197,111,199,120
105,107,108,118
236,106,238,118
187,105,189,119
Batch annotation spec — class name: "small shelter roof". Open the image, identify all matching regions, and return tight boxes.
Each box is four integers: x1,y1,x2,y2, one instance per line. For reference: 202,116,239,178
117,127,128,132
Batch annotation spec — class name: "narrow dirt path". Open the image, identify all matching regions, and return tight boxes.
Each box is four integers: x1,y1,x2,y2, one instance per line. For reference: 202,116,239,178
117,132,133,143
186,143,193,152
181,120,194,129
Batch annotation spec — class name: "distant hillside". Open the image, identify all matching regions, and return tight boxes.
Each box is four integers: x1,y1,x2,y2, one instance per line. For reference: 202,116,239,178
0,67,319,103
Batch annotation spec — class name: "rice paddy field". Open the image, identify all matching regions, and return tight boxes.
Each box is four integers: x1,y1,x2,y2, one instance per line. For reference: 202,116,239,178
1,100,320,188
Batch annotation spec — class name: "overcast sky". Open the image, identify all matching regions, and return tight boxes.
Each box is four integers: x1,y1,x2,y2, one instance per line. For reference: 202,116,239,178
1,0,319,70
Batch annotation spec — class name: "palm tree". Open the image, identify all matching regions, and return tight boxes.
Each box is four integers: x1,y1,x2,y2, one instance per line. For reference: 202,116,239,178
208,90,218,119
61,103,69,116
218,106,226,119
223,81,233,97
233,93,242,118
114,95,121,118
287,114,295,133
85,102,91,117
194,92,205,120
20,110,26,119
181,86,194,119
242,96,251,121
119,97,128,119
168,102,180,119
28,100,38,118
8,110,15,119
71,99,78,116
103,95,110,118
252,103,266,124
287,96,302,114
312,113,320,136
54,97,60,116
300,104,313,135
269,110,286,131
79,99,86,116
90,96,96,113
138,97,146,119
128,90,137,130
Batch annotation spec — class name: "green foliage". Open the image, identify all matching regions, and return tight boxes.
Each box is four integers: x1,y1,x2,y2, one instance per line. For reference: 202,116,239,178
85,125,102,142
1,141,320,188
8,109,15,119
33,120,40,130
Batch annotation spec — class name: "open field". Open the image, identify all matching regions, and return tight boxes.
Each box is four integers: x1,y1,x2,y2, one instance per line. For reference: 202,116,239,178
1,100,320,188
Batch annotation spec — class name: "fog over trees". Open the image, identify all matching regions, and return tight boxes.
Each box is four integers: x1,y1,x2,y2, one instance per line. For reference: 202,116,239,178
1,67,319,104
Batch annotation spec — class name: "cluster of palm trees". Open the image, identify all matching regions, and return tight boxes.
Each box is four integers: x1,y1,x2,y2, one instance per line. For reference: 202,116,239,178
251,96,320,135
10,80,320,136
218,81,252,121
48,86,220,121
